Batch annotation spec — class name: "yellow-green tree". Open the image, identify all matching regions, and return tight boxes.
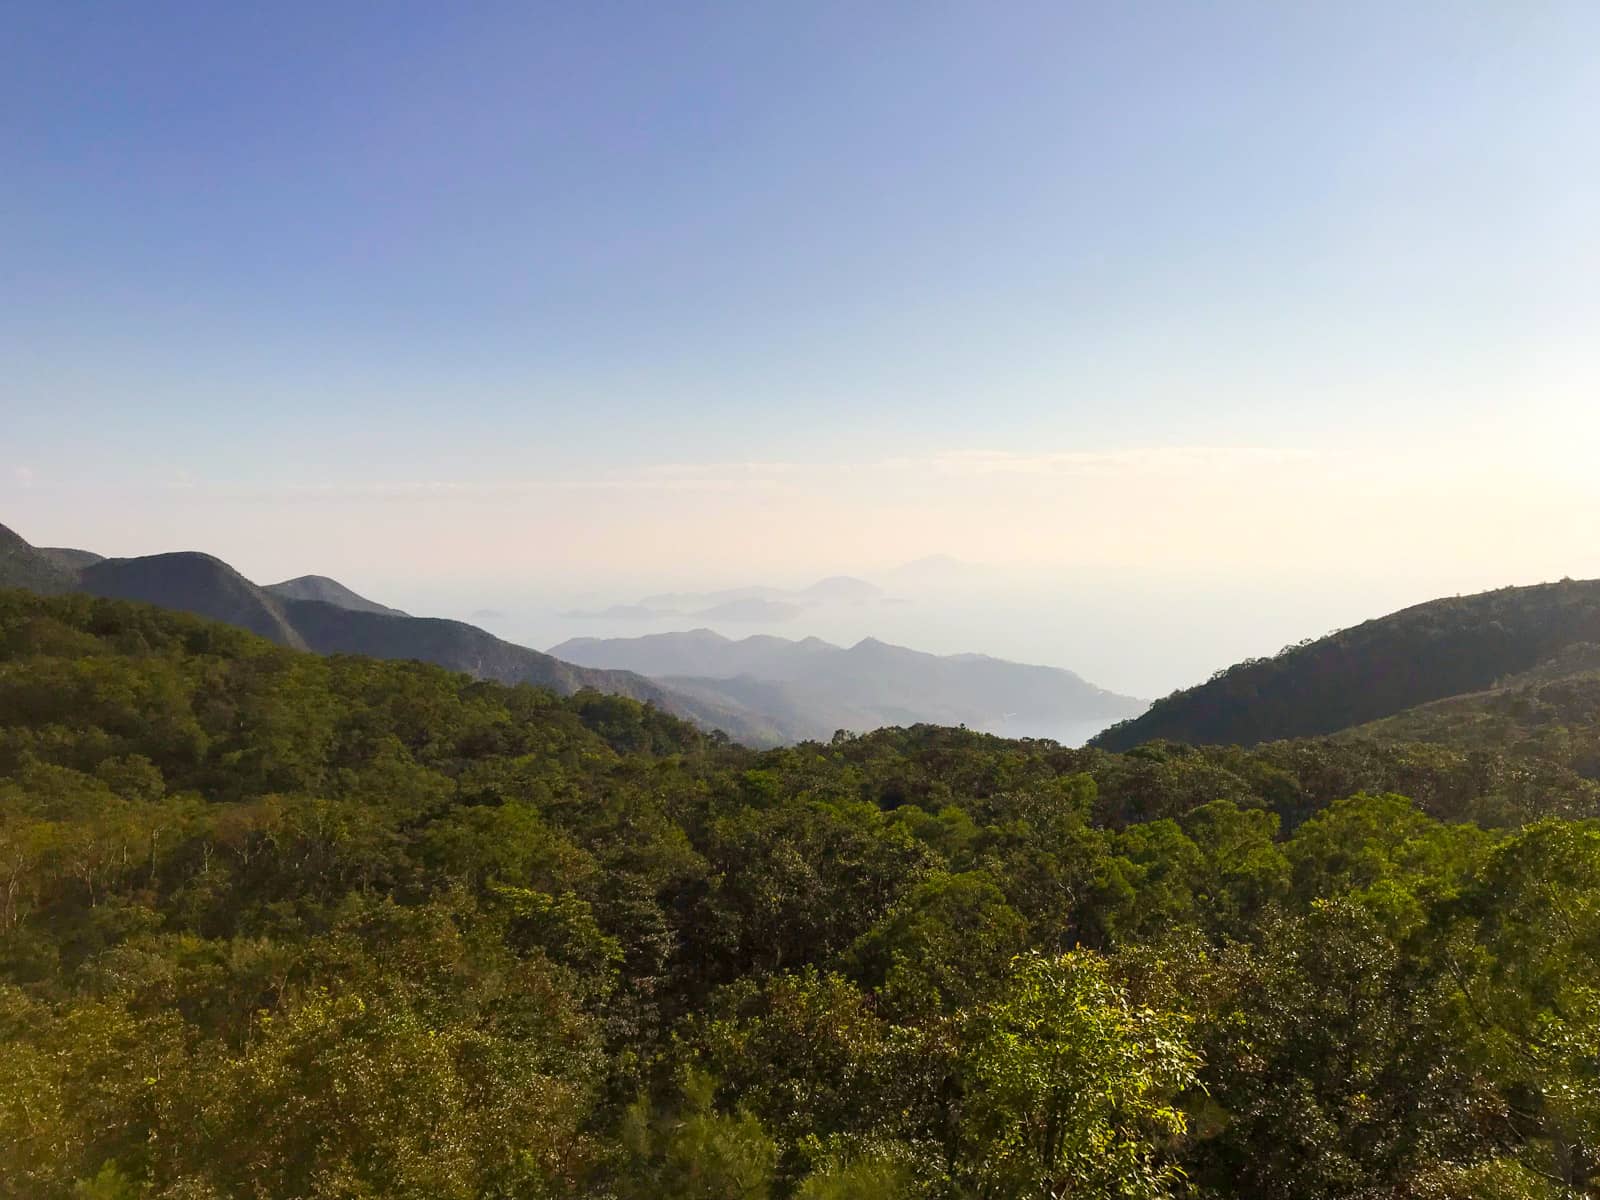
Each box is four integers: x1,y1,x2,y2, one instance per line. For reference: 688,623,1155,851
956,952,1196,1199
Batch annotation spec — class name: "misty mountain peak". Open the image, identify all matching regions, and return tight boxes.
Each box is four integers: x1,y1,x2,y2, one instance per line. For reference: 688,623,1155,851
264,574,409,618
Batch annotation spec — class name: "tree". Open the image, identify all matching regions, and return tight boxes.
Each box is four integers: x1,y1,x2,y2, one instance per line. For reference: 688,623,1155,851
1448,821,1600,1193
956,951,1196,1200
619,1069,777,1200
846,871,1029,1017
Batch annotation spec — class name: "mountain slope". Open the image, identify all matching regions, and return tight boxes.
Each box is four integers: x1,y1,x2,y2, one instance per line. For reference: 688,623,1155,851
1093,578,1600,751
0,523,80,594
79,552,309,649
265,574,409,617
552,628,1146,744
38,547,104,571
1349,642,1600,779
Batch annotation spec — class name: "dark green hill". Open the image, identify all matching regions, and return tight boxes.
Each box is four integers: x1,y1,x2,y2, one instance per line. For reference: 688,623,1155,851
79,551,309,649
1093,578,1600,751
1351,642,1600,778
0,522,79,594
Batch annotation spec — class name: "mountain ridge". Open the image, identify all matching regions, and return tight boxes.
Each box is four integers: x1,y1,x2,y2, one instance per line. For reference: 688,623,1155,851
38,546,104,570
0,523,80,595
551,627,1146,744
277,597,729,720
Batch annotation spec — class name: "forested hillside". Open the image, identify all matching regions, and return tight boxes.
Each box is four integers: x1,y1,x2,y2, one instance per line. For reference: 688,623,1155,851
1094,578,1600,750
2,588,1599,1198
1352,641,1600,779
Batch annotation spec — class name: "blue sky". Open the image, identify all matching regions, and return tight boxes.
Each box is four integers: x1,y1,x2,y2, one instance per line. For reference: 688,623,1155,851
4,2,1599,687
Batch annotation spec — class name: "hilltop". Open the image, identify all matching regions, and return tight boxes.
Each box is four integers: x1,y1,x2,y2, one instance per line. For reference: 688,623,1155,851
1093,578,1600,751
0,522,79,594
81,552,310,649
264,573,410,617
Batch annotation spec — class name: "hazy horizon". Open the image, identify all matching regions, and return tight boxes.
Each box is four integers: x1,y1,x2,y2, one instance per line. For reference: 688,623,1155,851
7,2,1599,698
5,505,1590,700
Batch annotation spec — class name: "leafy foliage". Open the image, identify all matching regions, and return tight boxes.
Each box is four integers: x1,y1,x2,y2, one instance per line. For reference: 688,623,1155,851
2,589,1599,1197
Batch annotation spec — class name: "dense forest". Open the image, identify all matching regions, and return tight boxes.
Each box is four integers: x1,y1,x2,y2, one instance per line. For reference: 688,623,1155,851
3,589,1600,1198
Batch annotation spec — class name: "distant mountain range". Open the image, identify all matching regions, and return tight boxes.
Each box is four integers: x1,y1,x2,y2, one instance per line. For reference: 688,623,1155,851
550,628,1147,744
28,518,1600,761
3,523,1136,747
1092,578,1600,751
0,523,775,743
13,521,1600,762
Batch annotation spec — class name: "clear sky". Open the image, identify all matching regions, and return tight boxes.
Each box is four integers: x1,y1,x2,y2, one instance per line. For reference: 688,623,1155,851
4,2,1599,693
